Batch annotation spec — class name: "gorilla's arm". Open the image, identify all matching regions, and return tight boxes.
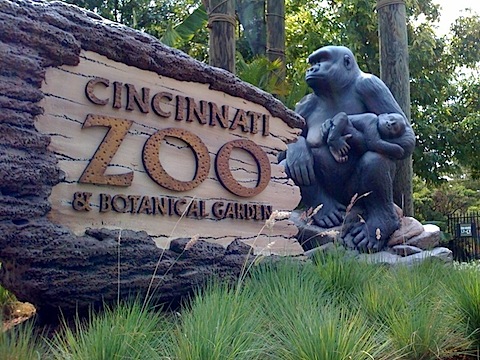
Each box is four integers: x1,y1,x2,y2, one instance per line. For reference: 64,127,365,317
283,94,318,186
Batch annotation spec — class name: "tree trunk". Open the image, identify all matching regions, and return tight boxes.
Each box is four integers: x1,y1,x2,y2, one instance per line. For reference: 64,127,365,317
207,0,236,73
266,0,286,80
377,0,414,216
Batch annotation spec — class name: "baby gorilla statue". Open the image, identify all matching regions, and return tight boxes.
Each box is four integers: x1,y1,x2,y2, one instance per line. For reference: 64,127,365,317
324,112,407,163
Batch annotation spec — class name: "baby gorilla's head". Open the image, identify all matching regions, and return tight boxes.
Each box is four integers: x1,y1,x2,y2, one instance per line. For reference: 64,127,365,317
378,113,406,139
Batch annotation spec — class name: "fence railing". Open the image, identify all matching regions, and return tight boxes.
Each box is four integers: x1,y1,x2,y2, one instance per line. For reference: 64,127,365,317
447,212,480,262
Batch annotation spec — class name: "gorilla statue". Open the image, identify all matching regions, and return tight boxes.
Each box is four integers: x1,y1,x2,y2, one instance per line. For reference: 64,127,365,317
284,45,415,252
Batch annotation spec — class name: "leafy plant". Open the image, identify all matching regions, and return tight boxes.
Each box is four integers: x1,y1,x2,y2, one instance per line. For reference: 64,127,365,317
0,285,16,317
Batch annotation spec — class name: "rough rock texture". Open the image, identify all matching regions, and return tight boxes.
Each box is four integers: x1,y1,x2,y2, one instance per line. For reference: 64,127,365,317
0,0,304,317
293,209,449,265
1,220,260,317
388,217,424,246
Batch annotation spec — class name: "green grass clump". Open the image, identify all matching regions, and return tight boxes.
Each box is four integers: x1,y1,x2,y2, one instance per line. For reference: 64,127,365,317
49,300,172,359
313,246,387,302
248,260,390,360
446,265,480,346
3,251,480,359
0,319,46,359
171,281,268,360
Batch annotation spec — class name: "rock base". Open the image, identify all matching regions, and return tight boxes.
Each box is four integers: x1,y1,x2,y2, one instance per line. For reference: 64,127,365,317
291,210,452,266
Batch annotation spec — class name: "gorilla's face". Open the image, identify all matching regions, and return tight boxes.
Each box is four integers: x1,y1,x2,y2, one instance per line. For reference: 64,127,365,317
305,46,358,93
378,114,406,139
305,48,335,88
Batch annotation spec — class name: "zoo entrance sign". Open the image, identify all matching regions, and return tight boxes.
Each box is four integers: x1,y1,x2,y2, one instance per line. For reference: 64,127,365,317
37,51,302,254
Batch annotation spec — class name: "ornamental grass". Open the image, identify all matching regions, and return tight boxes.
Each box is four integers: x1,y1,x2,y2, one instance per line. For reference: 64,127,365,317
1,251,480,359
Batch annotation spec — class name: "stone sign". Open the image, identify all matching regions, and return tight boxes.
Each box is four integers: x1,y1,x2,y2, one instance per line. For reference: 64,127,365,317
0,0,304,317
37,50,302,253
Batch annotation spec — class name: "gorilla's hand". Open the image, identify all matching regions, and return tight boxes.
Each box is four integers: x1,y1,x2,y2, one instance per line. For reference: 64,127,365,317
285,136,316,186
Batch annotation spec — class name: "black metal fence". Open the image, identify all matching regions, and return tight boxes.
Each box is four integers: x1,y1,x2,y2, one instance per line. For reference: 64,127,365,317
447,212,480,261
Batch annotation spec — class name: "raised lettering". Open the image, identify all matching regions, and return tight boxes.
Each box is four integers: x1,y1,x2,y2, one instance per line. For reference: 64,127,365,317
85,77,109,105
79,114,134,186
113,81,123,109
212,201,225,218
99,193,111,212
187,98,207,124
126,83,150,113
230,109,250,132
224,202,235,218
209,102,229,128
174,198,187,216
72,192,92,211
175,95,186,121
215,139,271,197
153,197,172,215
262,114,270,136
137,196,152,214
151,92,173,118
248,111,262,134
128,195,141,212
112,194,129,213
142,128,210,192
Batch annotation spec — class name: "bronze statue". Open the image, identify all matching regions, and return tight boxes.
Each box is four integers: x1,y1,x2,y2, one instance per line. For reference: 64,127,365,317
284,45,415,252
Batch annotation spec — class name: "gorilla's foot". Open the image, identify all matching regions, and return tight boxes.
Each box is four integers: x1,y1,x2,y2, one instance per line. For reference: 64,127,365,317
312,202,346,228
344,212,399,252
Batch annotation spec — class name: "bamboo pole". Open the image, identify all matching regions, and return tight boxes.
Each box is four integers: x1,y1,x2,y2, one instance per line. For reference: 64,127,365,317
377,0,414,216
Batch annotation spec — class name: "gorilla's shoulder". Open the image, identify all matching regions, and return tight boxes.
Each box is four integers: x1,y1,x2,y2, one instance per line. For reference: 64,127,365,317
355,73,388,97
295,93,319,118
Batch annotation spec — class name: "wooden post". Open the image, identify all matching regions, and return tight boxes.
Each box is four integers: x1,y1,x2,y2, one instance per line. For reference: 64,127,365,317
266,0,285,80
376,0,414,216
207,0,236,73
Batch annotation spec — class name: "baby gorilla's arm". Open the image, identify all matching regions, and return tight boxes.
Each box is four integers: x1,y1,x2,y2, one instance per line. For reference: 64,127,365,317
327,112,352,162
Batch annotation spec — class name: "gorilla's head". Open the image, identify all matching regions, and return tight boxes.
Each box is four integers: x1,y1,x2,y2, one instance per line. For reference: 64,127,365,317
305,46,360,95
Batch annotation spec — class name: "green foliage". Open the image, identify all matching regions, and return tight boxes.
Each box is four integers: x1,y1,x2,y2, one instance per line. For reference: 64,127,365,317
313,246,386,301
236,54,286,97
160,5,208,48
5,257,480,358
413,175,480,224
379,263,470,360
248,260,389,360
170,281,268,360
446,266,480,346
49,301,172,359
0,319,46,359
0,285,16,314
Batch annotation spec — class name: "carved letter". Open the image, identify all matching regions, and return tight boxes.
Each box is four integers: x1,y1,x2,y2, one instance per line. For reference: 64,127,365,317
230,109,250,132
262,114,270,136
187,98,208,124
151,92,173,118
209,102,229,128
126,83,150,113
215,139,271,197
142,128,210,192
79,114,134,186
113,81,123,109
85,77,109,105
